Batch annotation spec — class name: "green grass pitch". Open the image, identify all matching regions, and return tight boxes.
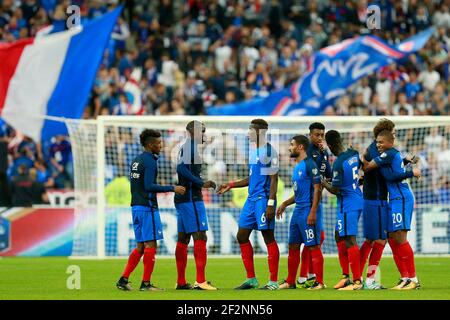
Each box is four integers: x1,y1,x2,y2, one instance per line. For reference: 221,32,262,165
0,256,449,300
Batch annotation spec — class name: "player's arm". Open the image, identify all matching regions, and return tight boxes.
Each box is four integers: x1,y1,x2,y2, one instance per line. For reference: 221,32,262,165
379,163,421,182
145,159,184,194
322,161,341,195
177,163,204,186
324,155,333,180
308,183,321,225
265,173,278,220
322,177,339,194
362,148,396,173
216,176,249,194
403,153,419,165
177,149,216,189
276,194,295,219
308,164,322,225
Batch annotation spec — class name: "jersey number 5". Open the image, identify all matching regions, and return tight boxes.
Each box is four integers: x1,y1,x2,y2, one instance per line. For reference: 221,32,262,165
352,166,358,190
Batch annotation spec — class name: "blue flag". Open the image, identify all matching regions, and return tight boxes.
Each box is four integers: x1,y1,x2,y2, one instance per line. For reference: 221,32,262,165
207,27,435,116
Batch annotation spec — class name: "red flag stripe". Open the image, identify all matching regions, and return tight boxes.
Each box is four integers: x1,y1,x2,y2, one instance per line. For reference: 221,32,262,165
0,38,34,113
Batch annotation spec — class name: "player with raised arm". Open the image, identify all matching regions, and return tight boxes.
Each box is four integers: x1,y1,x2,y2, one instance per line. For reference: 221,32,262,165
277,135,325,290
217,119,280,290
362,130,421,290
322,130,363,290
116,129,185,291
174,120,217,290
297,122,332,288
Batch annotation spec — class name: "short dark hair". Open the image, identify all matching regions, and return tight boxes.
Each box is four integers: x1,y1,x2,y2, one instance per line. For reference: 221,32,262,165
292,135,310,150
250,118,269,130
325,130,342,147
309,122,325,131
186,120,205,134
373,118,395,138
140,129,161,147
377,129,394,142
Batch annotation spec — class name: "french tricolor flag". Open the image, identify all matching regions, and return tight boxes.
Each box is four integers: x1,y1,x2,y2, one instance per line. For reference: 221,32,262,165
0,7,121,142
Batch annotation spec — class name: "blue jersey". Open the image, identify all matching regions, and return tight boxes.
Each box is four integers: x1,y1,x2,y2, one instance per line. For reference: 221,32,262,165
363,141,388,201
373,148,414,200
175,139,204,204
307,143,332,179
248,143,278,200
332,149,363,212
130,151,174,208
292,157,321,208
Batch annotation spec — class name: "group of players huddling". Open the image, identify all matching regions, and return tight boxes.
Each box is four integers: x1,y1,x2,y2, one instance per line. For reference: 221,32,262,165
116,118,421,292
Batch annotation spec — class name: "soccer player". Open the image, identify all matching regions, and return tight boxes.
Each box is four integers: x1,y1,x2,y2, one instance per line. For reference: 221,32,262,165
217,119,280,290
277,135,325,290
362,130,421,290
322,130,363,290
359,119,396,290
297,122,331,288
175,120,218,290
116,129,186,291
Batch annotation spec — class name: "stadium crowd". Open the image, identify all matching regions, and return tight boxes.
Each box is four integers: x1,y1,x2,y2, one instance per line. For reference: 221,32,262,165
0,0,449,204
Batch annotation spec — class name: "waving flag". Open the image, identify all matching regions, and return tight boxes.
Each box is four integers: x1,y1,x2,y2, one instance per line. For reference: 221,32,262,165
0,7,122,142
207,27,435,116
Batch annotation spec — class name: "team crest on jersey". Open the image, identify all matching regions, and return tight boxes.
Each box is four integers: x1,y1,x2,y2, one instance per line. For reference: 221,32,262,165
380,152,387,158
312,168,318,175
333,171,338,178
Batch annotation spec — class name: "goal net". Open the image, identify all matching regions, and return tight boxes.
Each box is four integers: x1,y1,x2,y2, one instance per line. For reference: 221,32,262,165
66,116,450,258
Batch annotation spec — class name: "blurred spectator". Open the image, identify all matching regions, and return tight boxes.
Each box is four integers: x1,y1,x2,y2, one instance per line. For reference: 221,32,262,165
418,62,441,93
49,135,73,188
29,167,49,205
424,127,445,155
393,92,414,115
10,164,34,207
433,4,450,29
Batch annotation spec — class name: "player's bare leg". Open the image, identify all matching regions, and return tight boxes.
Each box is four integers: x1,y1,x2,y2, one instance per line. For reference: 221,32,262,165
192,231,217,290
175,232,192,290
140,240,164,291
390,230,419,290
334,231,351,289
338,236,362,290
235,228,259,289
117,242,144,290
279,243,300,289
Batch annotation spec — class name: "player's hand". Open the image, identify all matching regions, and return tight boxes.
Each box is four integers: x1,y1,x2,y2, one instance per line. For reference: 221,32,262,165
318,141,326,152
265,205,275,221
216,183,231,194
174,186,186,195
203,180,216,190
307,211,317,225
413,167,421,179
406,153,419,164
276,203,286,219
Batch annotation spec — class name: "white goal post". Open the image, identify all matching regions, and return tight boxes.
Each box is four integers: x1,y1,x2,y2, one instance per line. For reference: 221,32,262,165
66,116,450,258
